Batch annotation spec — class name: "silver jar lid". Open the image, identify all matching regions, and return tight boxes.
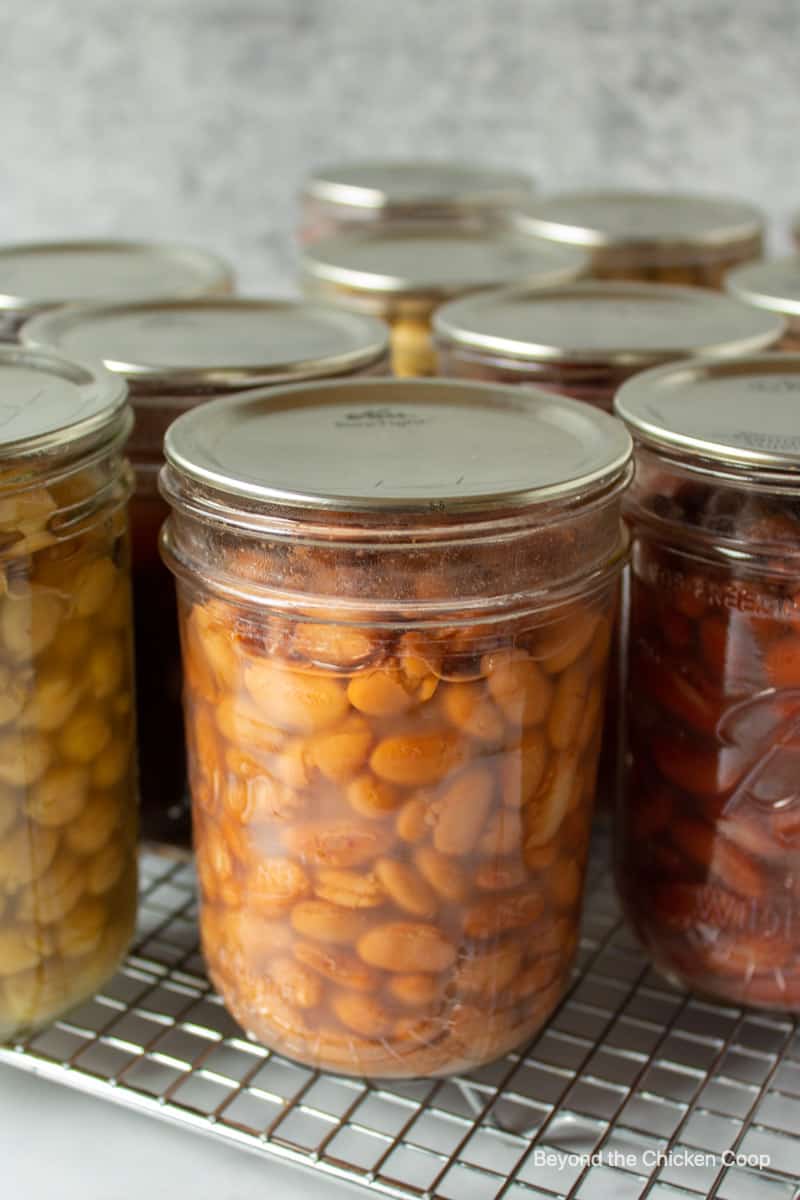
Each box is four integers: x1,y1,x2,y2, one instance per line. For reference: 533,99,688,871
433,280,785,366
302,160,535,214
726,256,800,334
0,240,233,318
511,191,764,256
22,299,390,391
302,224,587,310
615,354,800,473
164,377,631,515
0,346,129,460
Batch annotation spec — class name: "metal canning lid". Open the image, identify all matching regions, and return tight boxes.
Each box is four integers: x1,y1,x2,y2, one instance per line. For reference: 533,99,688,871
303,161,534,213
164,377,631,515
511,191,764,253
615,354,800,472
726,256,800,332
302,224,586,300
433,281,785,365
22,300,390,390
0,346,129,460
0,240,233,316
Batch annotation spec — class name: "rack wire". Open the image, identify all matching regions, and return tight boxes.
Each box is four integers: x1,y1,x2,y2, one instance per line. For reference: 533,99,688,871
2,845,798,1200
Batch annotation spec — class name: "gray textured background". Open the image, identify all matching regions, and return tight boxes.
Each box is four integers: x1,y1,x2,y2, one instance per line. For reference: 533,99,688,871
2,0,799,293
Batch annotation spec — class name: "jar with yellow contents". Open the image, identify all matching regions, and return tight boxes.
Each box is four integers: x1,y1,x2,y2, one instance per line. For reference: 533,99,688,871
301,224,586,377
0,239,233,343
510,191,764,288
0,347,137,1039
160,377,632,1078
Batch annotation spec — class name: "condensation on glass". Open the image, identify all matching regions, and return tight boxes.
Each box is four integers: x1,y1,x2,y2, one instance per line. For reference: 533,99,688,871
0,240,234,343
616,355,800,1012
434,280,785,410
299,160,535,244
510,191,765,288
0,348,137,1039
23,301,390,843
160,377,632,1078
301,224,586,378
726,255,800,350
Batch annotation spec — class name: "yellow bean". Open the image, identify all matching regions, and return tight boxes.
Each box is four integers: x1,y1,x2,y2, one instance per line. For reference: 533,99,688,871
357,922,456,974
310,714,372,782
293,623,374,667
413,846,469,902
58,707,112,763
250,857,311,913
431,764,493,856
86,636,125,700
87,841,128,895
293,940,379,994
314,867,387,909
0,825,58,890
291,899,368,945
547,660,591,750
332,990,393,1038
1,590,63,661
0,488,56,532
500,728,549,807
215,693,285,752
245,660,349,733
0,732,52,787
45,619,91,668
456,943,522,997
388,973,441,1008
485,652,553,728
441,681,505,745
73,559,118,618
57,897,107,958
0,666,28,726
25,766,89,827
347,772,402,819
577,679,604,752
537,607,599,675
524,750,580,848
91,737,132,789
477,808,522,858
267,956,324,1010
375,858,438,918
463,890,545,939
0,926,49,975
347,668,416,717
370,730,463,787
18,671,81,733
16,854,84,922
66,793,119,855
189,603,239,690
395,795,429,843
0,784,16,839
282,819,394,868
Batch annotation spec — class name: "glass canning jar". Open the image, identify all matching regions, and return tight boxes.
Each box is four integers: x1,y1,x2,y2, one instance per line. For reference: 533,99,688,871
510,192,764,288
299,160,535,244
434,281,785,410
301,223,587,378
0,347,137,1040
726,256,800,350
23,300,390,844
0,240,234,343
615,355,800,1011
160,377,632,1078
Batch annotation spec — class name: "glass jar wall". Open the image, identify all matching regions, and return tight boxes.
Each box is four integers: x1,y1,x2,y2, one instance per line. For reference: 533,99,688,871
616,355,800,1011
0,240,234,343
510,192,764,288
0,348,137,1039
24,300,390,843
160,378,632,1078
301,224,586,377
726,256,800,350
299,160,535,244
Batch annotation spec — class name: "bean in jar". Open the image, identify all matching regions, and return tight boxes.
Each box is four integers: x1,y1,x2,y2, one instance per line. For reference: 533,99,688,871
510,191,764,289
23,300,390,843
301,224,586,378
299,159,536,244
616,355,800,1011
726,256,800,351
161,378,631,1077
0,239,233,344
0,348,137,1039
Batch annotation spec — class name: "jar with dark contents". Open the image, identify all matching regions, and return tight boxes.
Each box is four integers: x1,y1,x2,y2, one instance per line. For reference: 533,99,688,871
726,256,800,350
0,240,234,344
616,355,800,1011
299,160,535,245
434,281,785,410
510,192,764,288
0,348,138,1039
160,378,631,1078
301,223,586,378
23,300,390,844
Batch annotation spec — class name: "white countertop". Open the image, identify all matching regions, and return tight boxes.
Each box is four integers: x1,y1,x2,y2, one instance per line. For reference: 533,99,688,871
0,1064,358,1200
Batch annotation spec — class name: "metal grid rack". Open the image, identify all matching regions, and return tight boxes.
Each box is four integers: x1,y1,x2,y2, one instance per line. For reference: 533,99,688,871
2,846,798,1200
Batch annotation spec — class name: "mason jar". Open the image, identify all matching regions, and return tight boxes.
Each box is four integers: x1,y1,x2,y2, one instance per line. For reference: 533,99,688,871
616,355,800,1011
299,160,535,244
160,377,631,1078
434,280,785,409
726,256,800,350
510,192,764,288
0,348,137,1039
0,240,234,343
302,224,587,377
23,300,390,843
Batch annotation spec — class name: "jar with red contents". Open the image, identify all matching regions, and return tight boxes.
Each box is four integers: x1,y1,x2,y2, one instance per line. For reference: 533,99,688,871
23,300,390,842
726,257,800,350
0,240,233,343
299,160,535,245
615,355,800,1011
434,281,785,410
510,192,764,288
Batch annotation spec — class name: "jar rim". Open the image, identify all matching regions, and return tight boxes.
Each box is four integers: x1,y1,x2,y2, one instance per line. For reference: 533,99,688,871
302,160,535,212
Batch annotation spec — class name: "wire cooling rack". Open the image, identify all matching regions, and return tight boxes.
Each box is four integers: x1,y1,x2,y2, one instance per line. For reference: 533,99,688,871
2,844,798,1200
